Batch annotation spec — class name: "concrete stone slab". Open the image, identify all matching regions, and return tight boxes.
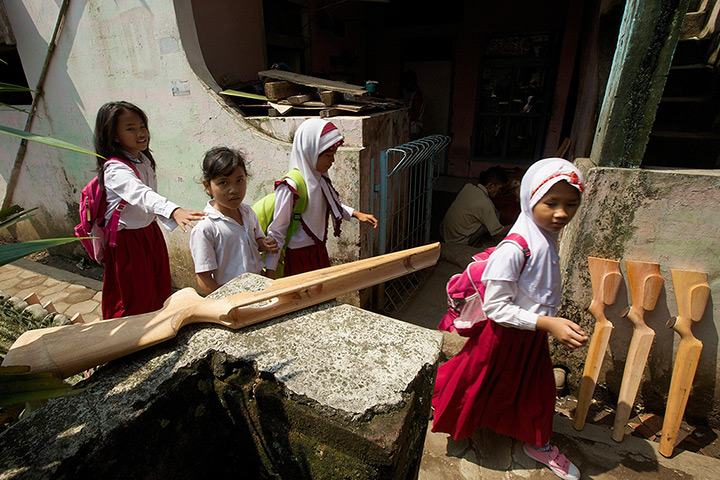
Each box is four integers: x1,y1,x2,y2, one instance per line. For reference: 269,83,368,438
0,273,443,479
206,274,444,418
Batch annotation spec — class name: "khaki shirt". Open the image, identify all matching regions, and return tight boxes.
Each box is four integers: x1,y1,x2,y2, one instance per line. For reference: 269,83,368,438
440,183,503,244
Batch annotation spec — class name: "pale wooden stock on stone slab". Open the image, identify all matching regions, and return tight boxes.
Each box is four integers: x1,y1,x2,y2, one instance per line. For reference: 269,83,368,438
612,260,663,442
1,243,440,378
573,257,622,431
659,269,710,457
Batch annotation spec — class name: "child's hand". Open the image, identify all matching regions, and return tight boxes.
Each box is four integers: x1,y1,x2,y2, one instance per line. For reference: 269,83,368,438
172,208,205,233
259,237,279,254
352,211,378,228
537,316,588,350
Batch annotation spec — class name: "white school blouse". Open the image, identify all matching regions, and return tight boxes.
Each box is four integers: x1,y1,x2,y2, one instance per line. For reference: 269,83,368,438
482,241,559,330
103,153,179,231
189,202,264,286
264,179,353,271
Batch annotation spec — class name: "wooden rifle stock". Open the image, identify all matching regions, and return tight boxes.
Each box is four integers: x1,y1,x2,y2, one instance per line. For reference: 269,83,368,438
1,243,440,378
611,260,663,442
573,257,622,431
659,269,710,457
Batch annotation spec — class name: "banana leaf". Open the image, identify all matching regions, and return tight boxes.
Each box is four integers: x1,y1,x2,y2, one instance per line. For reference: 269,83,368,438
0,366,85,407
0,125,100,158
0,237,81,267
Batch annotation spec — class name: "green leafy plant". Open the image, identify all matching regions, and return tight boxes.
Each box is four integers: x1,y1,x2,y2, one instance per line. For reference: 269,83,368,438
0,206,80,266
0,79,98,425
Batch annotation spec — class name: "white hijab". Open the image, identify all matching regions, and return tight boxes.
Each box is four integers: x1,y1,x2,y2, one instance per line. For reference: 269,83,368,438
288,119,345,240
484,157,584,307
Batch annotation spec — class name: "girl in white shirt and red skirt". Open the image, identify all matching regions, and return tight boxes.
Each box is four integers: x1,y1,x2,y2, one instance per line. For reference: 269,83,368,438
94,101,205,319
263,119,377,278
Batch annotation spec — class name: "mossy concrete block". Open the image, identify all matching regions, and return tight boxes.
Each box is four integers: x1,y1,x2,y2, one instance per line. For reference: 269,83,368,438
0,273,442,479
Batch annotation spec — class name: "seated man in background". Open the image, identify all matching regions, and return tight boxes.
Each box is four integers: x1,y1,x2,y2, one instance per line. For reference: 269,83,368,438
440,166,511,248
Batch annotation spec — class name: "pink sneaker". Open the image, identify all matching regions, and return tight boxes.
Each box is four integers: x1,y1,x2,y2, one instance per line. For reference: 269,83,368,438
523,443,581,480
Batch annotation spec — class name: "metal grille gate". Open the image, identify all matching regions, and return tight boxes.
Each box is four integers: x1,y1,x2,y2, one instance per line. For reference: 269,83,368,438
371,135,451,313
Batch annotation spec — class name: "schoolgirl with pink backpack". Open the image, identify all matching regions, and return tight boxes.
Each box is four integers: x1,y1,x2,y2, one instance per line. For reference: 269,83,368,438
78,101,205,319
433,158,589,480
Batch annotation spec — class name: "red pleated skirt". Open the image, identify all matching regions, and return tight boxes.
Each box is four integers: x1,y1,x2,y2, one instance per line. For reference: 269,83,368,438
102,222,172,319
432,319,556,447
284,243,331,276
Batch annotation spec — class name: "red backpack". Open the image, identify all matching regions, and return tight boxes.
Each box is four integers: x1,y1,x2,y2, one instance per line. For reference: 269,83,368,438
74,158,140,264
437,233,530,337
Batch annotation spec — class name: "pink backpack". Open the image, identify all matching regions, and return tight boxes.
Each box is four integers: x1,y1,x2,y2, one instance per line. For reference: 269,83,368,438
437,233,530,337
74,158,140,264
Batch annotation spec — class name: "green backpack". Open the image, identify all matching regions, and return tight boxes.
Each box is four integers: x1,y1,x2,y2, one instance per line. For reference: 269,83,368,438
252,169,307,277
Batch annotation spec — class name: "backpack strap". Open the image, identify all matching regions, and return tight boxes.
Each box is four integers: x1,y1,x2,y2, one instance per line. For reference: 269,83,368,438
503,233,530,258
496,233,531,273
104,158,141,248
274,169,309,246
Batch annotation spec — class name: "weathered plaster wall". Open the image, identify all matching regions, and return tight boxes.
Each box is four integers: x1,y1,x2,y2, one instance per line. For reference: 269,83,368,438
0,0,399,291
557,160,720,425
190,0,265,86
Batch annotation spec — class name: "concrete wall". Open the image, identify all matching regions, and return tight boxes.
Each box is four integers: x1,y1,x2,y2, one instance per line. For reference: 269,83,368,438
0,0,401,291
557,160,720,425
190,0,265,86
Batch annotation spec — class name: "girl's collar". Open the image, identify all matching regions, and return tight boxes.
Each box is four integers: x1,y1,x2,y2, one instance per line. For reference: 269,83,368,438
120,149,144,164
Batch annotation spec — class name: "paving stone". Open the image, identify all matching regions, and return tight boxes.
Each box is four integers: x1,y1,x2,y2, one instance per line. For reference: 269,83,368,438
92,291,102,302
65,284,88,293
42,277,62,287
17,269,40,280
51,302,70,314
0,277,22,290
0,267,22,282
64,290,95,305
15,278,44,289
14,288,41,300
41,291,70,304
64,300,101,317
41,283,71,296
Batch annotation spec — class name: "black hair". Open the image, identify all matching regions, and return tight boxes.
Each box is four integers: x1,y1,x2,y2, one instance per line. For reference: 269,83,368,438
478,166,508,186
201,147,249,185
94,101,155,188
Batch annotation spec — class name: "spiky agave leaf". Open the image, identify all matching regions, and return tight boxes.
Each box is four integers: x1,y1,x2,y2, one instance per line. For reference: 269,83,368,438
0,125,101,158
0,237,82,267
0,366,86,407
0,207,37,229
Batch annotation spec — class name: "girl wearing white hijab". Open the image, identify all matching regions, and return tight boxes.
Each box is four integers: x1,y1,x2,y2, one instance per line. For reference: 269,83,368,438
264,119,377,278
432,158,588,480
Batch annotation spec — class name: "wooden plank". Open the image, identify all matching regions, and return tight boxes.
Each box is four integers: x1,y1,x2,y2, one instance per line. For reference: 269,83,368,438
321,90,341,106
264,81,300,101
320,108,343,118
287,94,317,105
259,70,368,96
1,244,441,378
268,102,294,115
